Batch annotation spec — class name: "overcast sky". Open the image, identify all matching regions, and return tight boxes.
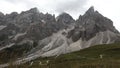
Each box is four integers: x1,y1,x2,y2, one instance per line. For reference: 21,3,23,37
0,0,120,31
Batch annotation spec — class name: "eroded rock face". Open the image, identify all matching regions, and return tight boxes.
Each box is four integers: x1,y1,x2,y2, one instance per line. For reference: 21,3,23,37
56,12,75,29
0,6,120,66
70,6,119,41
0,12,5,25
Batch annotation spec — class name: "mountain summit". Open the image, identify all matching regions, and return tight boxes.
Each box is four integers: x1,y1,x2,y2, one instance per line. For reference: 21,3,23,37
0,6,120,66
85,6,95,14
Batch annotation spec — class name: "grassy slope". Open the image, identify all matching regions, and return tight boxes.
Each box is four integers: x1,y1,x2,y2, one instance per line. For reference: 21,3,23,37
8,43,120,68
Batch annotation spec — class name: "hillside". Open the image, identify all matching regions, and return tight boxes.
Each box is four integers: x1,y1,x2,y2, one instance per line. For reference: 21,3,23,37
8,42,120,68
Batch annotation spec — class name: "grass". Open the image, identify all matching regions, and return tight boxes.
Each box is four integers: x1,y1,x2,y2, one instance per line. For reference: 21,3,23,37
5,42,120,68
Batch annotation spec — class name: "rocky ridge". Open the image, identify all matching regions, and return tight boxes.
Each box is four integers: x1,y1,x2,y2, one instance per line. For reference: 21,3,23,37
0,6,120,66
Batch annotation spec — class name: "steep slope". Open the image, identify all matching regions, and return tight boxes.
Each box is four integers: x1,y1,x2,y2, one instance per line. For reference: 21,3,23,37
35,6,120,57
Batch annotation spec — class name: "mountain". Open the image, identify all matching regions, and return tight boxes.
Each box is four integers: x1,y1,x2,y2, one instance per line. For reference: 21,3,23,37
0,6,120,67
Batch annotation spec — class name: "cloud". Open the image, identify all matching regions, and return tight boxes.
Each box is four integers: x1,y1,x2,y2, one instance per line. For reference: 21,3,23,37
54,0,88,13
4,0,24,3
41,0,88,19
0,0,88,18
4,0,35,8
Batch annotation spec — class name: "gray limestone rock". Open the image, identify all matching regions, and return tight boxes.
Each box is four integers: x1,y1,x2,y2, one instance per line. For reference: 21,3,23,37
0,7,120,66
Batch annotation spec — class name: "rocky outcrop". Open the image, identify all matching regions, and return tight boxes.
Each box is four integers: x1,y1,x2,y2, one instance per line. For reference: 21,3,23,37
56,12,75,29
70,6,119,41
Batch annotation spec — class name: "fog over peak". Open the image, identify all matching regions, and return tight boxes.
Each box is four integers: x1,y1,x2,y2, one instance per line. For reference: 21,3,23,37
54,0,87,13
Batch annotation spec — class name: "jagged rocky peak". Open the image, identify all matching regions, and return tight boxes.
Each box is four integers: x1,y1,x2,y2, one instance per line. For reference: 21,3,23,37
86,6,95,14
9,12,18,16
0,12,6,25
72,6,119,41
0,12,4,16
5,12,18,20
0,12,5,19
0,12,5,20
84,6,102,17
20,7,39,15
56,12,75,30
57,12,75,24
78,6,119,33
57,12,73,20
26,7,39,13
44,13,56,23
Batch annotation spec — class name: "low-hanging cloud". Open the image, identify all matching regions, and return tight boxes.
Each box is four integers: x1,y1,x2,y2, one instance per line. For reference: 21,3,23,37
4,0,25,3
53,0,88,13
0,0,88,14
4,0,35,8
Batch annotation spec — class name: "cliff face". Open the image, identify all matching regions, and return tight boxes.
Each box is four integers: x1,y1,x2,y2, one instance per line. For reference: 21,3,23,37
0,7,120,65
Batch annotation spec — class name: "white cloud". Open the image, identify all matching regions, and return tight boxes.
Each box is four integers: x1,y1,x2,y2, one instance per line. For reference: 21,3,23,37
0,0,88,17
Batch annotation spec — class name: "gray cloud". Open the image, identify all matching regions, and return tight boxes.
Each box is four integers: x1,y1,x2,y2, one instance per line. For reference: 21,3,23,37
2,0,88,14
53,0,88,13
4,0,28,3
1,0,89,19
4,0,35,8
